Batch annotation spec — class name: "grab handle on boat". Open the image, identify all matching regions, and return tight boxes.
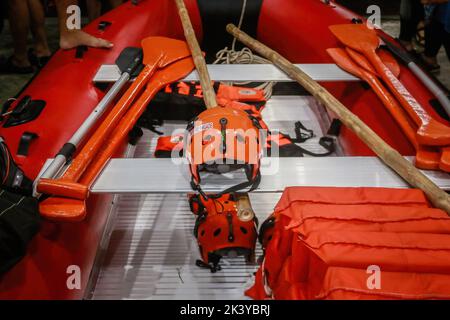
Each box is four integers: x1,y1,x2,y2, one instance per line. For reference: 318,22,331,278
226,23,450,215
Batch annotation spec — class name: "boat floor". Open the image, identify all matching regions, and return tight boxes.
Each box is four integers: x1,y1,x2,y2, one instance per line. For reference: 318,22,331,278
88,95,332,299
87,94,450,299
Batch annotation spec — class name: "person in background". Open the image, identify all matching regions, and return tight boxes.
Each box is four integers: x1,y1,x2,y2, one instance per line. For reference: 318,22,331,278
0,0,119,74
86,0,124,22
399,0,424,52
56,0,115,50
1,0,52,73
422,0,450,72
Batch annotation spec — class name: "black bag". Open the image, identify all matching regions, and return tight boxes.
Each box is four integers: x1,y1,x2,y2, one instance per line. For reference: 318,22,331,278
0,188,40,274
0,137,33,195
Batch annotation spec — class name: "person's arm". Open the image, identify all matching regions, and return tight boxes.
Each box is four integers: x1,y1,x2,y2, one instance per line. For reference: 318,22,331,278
55,0,113,49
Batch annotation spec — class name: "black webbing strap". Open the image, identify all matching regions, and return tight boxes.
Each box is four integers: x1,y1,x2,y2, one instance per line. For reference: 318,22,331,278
291,121,315,143
191,171,261,200
294,136,336,157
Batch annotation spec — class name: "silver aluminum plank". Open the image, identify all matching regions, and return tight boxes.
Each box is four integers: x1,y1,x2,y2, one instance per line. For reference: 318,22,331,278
37,95,330,177
93,63,358,83
90,157,450,193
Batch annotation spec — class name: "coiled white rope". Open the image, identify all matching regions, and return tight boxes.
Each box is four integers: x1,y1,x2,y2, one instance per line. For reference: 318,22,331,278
213,0,276,100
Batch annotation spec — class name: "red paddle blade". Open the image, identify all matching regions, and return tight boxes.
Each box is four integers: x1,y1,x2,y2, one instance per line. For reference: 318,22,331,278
141,36,191,67
329,24,380,52
326,48,364,79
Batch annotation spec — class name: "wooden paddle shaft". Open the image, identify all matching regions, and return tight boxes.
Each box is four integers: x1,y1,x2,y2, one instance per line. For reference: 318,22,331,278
226,23,450,214
174,0,217,109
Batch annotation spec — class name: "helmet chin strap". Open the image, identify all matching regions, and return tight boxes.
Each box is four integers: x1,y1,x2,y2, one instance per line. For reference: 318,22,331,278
191,171,261,200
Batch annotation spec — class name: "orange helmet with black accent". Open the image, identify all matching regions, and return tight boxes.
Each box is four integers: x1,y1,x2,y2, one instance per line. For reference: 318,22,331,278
190,193,258,272
185,106,263,197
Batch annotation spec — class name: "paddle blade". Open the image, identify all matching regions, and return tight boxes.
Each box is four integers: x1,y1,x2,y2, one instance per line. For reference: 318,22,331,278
346,47,400,77
327,48,363,79
39,197,87,222
415,146,441,171
329,24,380,52
141,36,191,67
151,56,196,84
345,47,376,74
439,148,450,172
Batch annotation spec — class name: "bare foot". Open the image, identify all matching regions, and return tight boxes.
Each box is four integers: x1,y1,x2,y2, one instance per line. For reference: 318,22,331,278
11,55,32,68
59,30,113,50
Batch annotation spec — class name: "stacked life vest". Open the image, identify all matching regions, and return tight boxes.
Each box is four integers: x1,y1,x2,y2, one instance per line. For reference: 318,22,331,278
249,186,450,300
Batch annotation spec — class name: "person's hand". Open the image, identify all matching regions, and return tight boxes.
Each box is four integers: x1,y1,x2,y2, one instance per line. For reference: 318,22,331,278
59,29,113,50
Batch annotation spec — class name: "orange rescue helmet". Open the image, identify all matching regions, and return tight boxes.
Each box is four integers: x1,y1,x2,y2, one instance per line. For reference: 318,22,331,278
185,106,263,197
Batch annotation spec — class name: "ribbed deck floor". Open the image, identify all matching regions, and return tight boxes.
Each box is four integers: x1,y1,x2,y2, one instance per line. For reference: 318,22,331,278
91,96,329,299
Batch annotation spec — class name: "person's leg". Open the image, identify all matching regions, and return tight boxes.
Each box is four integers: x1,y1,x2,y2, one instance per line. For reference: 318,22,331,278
55,0,113,49
424,18,444,63
7,0,31,67
108,0,123,8
27,0,51,58
399,0,423,51
422,16,446,72
443,30,450,60
86,0,101,21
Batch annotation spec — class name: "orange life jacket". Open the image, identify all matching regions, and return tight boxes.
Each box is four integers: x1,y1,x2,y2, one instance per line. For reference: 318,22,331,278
248,187,450,300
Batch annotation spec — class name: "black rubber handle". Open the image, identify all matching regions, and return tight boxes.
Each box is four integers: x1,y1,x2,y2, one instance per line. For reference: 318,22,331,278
12,95,32,116
379,34,412,65
115,47,143,75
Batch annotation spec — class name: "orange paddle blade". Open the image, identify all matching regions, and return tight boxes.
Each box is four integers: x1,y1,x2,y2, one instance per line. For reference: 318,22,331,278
80,57,196,185
37,37,192,202
439,148,450,172
331,24,450,147
346,47,400,77
327,48,364,79
415,146,441,171
39,197,87,222
39,57,196,223
329,24,380,53
141,36,190,67
328,48,440,170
